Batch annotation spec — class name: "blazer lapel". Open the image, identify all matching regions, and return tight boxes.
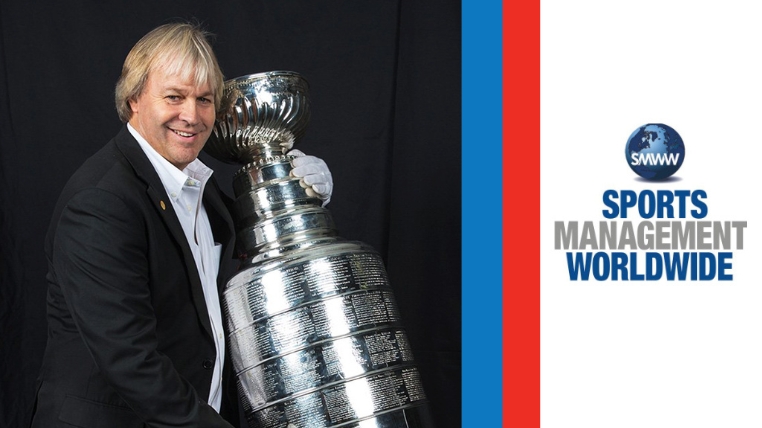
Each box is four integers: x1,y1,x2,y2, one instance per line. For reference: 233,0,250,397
203,178,237,292
113,126,215,340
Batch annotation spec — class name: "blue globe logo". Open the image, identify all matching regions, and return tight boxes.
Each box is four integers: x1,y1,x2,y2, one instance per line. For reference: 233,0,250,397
625,123,685,180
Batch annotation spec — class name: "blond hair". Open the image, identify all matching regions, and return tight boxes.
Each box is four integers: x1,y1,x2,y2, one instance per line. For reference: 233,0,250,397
114,22,224,123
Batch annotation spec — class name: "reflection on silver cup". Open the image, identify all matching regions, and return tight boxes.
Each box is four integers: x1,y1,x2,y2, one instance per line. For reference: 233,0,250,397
206,71,434,427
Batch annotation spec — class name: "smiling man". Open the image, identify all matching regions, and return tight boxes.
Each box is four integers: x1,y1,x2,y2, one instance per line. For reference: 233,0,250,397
127,63,217,170
29,22,333,428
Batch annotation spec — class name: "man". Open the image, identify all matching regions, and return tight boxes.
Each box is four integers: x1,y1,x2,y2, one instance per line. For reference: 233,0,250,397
30,22,332,427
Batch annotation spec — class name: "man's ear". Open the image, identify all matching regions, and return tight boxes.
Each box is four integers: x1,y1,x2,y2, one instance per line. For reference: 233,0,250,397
128,98,138,114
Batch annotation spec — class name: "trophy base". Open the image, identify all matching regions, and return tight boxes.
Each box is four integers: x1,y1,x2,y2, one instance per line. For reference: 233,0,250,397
244,399,435,428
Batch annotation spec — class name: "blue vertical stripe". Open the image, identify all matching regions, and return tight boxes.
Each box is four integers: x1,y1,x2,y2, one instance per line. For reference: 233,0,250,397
462,0,503,427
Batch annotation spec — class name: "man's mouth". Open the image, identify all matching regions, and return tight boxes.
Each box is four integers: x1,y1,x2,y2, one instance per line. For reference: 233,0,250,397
172,129,196,137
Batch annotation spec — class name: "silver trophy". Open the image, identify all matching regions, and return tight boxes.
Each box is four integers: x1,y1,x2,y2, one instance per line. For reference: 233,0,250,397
206,71,434,428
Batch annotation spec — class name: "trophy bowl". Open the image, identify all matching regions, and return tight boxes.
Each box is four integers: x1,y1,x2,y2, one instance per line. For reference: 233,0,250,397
205,70,311,164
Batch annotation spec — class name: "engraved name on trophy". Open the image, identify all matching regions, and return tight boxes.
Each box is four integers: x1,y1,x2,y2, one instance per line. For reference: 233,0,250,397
205,71,434,428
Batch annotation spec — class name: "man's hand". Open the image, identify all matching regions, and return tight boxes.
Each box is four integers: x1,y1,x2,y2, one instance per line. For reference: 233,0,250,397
288,149,333,206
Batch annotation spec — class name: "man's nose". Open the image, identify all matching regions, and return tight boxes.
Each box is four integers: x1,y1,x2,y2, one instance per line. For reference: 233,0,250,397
179,100,199,124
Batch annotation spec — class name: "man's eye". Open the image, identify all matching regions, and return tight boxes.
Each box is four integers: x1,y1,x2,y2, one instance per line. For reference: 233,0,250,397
166,95,181,101
198,97,212,104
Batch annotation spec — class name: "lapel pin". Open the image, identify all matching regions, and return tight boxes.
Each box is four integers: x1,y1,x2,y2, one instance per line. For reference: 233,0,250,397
160,200,166,210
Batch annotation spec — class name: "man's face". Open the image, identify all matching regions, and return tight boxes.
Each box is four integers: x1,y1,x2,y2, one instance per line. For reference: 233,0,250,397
128,66,215,170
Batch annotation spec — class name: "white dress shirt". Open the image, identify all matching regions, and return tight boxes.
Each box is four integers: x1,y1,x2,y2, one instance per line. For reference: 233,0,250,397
128,124,225,411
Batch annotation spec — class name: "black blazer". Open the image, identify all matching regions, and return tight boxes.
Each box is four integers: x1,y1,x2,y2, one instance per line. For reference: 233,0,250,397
31,126,240,428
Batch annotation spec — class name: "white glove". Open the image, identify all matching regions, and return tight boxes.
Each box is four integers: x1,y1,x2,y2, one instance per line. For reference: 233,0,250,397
288,149,333,206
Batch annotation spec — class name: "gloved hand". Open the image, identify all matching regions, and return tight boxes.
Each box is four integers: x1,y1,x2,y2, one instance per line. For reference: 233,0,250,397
288,149,333,206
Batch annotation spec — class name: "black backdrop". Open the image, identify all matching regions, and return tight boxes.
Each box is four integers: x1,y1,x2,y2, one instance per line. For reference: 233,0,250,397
0,1,461,427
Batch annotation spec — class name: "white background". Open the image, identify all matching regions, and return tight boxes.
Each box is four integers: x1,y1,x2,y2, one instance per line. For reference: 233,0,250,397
541,1,761,426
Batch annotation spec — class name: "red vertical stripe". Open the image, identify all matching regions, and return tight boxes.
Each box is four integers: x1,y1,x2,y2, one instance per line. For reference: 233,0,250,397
503,1,540,427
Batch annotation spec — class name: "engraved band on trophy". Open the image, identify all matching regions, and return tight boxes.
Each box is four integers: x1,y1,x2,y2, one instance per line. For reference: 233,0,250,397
205,71,434,428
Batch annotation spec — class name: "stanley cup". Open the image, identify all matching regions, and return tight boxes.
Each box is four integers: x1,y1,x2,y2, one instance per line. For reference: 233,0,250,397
205,71,434,428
